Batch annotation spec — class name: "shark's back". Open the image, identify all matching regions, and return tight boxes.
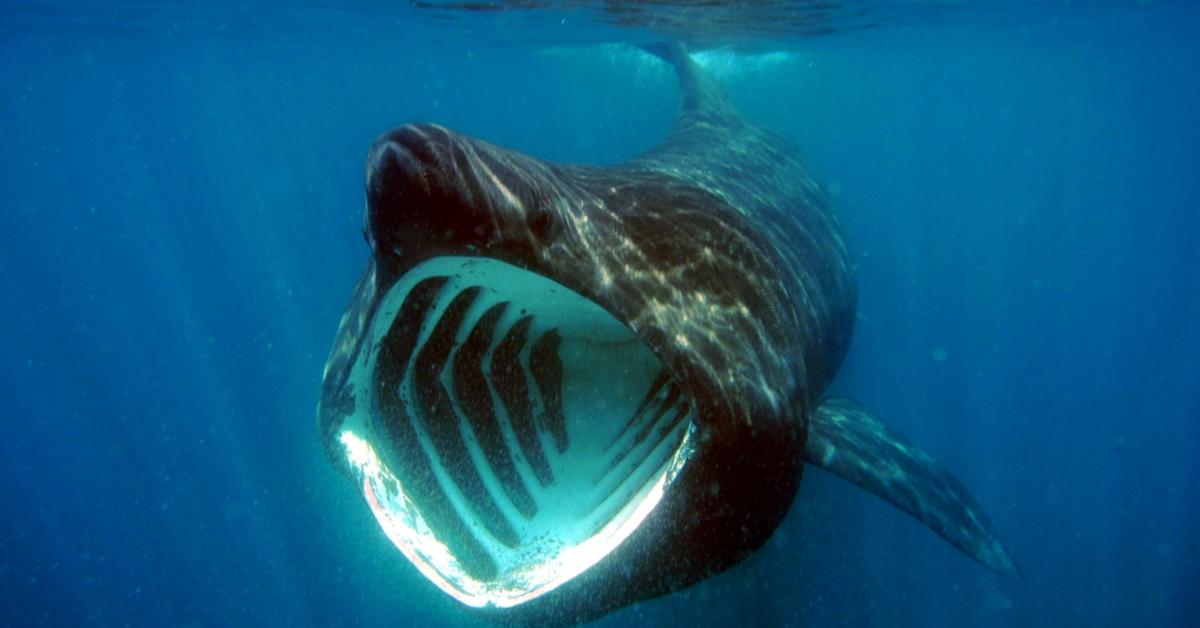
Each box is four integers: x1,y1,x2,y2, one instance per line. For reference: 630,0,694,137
558,44,857,421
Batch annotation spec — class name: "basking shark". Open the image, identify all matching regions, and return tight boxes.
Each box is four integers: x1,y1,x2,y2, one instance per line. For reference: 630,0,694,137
317,43,1018,623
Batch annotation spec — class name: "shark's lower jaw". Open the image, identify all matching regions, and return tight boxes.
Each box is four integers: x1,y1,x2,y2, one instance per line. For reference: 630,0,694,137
338,256,696,609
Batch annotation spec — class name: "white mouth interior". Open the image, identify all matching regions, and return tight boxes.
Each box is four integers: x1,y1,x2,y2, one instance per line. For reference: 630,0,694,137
339,256,695,608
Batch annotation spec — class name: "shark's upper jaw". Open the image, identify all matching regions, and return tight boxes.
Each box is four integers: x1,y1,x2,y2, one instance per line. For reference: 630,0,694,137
336,255,697,608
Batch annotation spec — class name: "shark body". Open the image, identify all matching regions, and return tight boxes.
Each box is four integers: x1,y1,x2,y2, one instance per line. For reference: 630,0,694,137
317,44,1017,624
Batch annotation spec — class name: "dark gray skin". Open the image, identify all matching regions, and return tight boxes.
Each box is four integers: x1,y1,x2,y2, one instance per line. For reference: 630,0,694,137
318,44,1016,624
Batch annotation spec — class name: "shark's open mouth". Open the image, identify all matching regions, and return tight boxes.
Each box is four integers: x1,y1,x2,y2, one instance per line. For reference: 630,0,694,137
337,256,696,608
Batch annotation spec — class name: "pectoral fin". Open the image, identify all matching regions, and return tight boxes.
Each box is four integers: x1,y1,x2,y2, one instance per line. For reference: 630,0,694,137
804,398,1021,579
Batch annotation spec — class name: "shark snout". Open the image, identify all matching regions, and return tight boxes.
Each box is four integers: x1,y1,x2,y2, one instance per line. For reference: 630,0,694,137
365,124,497,260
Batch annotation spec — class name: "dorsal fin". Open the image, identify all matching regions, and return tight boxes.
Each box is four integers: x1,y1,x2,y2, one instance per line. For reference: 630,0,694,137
641,43,741,129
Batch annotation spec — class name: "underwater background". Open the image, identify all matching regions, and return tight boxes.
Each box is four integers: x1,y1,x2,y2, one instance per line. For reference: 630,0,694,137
2,2,1198,626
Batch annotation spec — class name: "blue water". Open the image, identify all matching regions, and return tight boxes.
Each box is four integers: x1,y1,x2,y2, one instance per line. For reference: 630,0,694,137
2,3,1198,626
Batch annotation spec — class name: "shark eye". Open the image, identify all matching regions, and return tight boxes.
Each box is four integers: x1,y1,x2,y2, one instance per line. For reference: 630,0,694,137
527,206,559,241
338,256,696,608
